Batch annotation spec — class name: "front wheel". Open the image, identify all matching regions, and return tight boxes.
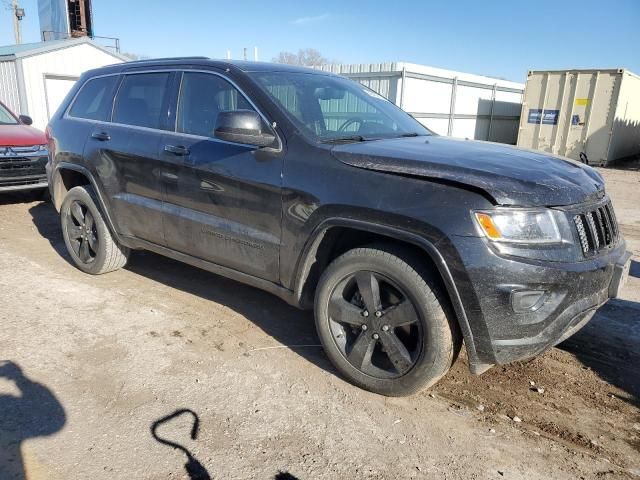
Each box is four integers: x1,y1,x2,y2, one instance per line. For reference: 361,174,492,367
60,186,129,275
314,245,460,396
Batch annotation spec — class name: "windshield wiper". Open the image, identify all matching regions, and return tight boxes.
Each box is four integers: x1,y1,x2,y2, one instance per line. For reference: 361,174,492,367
321,135,368,144
398,132,423,137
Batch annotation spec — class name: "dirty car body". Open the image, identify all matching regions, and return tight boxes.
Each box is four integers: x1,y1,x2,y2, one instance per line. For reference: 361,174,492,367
45,59,632,393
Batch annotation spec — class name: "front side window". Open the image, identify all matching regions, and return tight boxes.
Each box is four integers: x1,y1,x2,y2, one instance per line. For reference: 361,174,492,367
177,72,254,137
113,73,171,129
68,75,119,121
0,103,18,124
250,71,431,141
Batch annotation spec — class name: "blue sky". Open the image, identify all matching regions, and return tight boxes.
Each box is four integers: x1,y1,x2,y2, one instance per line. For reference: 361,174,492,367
1,0,638,82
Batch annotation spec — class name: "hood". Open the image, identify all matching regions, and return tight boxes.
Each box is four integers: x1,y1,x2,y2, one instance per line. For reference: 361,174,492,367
331,136,605,207
0,124,47,147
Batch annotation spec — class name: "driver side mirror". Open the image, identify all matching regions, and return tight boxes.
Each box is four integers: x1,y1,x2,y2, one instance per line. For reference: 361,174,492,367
19,115,33,125
214,110,276,148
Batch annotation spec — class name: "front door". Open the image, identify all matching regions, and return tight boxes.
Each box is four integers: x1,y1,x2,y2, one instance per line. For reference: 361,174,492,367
161,71,283,282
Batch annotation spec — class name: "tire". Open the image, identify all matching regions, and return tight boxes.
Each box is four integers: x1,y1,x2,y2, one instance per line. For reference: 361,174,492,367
314,245,461,396
60,185,129,275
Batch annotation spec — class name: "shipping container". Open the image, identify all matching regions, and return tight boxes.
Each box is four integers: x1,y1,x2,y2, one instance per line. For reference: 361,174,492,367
317,62,525,144
517,69,640,166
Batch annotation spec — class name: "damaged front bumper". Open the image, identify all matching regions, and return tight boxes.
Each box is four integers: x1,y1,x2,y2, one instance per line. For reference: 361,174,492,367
449,235,632,370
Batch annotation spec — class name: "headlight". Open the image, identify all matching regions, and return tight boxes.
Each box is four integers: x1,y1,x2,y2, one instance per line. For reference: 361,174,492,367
473,208,562,244
38,144,48,152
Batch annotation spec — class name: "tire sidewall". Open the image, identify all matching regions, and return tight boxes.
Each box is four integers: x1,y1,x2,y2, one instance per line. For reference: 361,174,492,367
315,249,451,396
60,186,112,275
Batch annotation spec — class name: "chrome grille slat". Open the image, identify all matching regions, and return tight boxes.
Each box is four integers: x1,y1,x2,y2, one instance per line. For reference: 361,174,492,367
599,207,612,244
586,212,600,248
572,201,618,256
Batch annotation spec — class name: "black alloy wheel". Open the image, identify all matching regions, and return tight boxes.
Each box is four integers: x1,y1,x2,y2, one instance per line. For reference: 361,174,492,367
60,185,129,275
66,200,98,264
328,270,422,379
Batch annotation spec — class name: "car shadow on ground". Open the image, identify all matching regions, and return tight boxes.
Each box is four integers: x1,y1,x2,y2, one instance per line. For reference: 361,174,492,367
558,298,640,408
126,250,332,374
0,190,48,206
630,259,640,279
0,361,66,480
27,201,336,380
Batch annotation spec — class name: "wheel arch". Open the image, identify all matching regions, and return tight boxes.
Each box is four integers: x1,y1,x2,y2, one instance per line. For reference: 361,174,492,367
293,218,481,368
51,163,122,244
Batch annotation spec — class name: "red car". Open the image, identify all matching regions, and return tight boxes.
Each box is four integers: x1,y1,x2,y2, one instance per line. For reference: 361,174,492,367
0,100,48,193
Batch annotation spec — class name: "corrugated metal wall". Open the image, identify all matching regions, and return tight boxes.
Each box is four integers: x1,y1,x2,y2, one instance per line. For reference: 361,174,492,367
318,63,524,144
0,60,21,113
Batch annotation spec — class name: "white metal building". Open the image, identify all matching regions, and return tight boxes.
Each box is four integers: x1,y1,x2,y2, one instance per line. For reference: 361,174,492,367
318,62,525,144
0,37,127,130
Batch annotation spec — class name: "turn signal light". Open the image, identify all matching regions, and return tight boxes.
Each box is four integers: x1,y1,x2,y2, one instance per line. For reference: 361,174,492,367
474,212,502,239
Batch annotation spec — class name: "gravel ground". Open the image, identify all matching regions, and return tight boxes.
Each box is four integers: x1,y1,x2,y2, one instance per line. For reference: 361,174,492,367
0,161,639,480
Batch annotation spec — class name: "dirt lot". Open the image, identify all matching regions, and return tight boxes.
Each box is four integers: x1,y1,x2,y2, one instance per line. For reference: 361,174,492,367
1,161,639,480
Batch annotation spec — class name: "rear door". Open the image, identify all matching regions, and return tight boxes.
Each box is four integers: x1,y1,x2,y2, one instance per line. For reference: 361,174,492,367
84,71,174,244
160,70,283,281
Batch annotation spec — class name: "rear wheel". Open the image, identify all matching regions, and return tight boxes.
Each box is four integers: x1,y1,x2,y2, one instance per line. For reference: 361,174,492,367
60,186,129,274
314,245,460,396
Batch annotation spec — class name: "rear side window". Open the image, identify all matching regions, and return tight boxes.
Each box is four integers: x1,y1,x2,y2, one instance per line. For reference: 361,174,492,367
113,73,171,129
177,72,254,137
68,75,118,121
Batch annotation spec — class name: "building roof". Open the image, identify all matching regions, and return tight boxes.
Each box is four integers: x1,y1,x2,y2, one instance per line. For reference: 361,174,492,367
317,62,525,90
0,37,128,62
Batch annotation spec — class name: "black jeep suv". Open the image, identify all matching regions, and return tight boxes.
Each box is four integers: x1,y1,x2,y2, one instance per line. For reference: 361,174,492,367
46,59,631,396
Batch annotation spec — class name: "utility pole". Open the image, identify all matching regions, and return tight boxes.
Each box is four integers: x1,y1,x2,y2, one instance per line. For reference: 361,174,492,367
11,0,25,44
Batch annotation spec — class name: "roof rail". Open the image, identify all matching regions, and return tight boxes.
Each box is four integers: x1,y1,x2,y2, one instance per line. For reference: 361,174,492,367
123,56,210,65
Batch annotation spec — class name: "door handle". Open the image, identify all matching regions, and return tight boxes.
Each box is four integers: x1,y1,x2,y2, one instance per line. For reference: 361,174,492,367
160,171,179,182
164,144,190,156
91,131,111,141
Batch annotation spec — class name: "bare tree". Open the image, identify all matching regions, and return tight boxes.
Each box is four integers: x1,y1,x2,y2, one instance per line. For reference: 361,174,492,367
272,48,335,67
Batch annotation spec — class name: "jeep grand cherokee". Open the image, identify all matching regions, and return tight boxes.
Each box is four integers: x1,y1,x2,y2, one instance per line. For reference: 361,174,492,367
46,59,631,396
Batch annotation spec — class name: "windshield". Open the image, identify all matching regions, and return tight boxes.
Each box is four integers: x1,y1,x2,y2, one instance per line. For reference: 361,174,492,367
249,71,431,142
0,103,18,125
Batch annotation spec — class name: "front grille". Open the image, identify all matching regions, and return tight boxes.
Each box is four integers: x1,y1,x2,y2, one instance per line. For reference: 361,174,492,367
0,155,47,179
0,178,46,187
573,202,618,255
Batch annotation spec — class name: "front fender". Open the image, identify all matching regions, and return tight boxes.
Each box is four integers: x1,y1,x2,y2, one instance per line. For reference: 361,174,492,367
291,216,483,371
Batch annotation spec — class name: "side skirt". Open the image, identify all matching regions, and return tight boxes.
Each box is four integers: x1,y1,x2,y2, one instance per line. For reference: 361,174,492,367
121,236,300,308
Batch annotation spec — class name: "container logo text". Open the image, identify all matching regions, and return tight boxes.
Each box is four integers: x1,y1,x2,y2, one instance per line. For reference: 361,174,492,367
528,109,560,125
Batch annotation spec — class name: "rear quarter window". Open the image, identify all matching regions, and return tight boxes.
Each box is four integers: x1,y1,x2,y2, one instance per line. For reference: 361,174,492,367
68,75,119,121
